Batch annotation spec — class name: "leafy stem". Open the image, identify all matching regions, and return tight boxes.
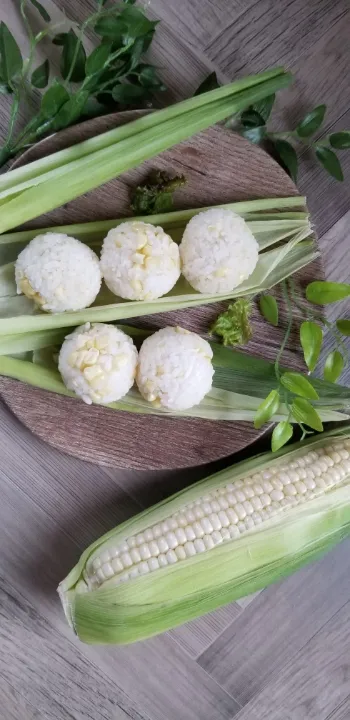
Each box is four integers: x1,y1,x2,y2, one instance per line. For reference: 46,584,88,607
274,280,293,380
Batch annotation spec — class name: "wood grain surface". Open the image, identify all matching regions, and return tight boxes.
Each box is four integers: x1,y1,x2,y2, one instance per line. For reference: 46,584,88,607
0,112,317,470
1,1,350,719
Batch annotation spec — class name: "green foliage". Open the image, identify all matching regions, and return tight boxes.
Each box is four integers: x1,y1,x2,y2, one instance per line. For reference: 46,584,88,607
296,105,326,138
291,397,323,432
254,389,280,429
196,73,349,183
324,351,344,383
280,372,319,400
300,321,323,372
31,59,49,89
130,170,187,215
0,0,164,168
306,281,350,305
210,299,253,347
271,421,293,451
259,294,278,326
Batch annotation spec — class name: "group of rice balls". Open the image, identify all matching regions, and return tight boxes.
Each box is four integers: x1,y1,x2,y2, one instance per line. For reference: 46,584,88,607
15,208,259,410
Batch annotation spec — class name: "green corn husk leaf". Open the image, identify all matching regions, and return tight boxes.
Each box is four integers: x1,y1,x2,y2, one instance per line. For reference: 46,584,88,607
1,322,349,409
58,426,350,644
0,68,291,198
0,229,316,335
0,325,348,423
0,71,292,233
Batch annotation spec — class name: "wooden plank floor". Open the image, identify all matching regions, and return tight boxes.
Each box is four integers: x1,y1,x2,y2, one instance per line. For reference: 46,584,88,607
0,1,350,718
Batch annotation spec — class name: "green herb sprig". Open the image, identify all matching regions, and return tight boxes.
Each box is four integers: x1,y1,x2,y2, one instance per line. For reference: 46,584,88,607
0,0,164,168
130,170,187,215
195,74,350,182
257,279,350,450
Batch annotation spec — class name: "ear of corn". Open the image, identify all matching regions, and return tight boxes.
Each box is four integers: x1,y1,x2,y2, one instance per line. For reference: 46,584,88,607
58,426,350,644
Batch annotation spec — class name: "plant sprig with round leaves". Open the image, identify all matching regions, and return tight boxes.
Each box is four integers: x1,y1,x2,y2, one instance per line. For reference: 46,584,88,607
255,278,350,451
0,0,165,169
194,74,350,183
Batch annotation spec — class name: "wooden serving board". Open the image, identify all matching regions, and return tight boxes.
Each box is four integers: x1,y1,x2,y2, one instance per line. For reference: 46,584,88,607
0,111,322,470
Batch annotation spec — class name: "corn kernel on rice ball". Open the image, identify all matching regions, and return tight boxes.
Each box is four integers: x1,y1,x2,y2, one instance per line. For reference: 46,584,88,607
136,326,214,411
15,233,101,313
179,208,259,294
100,221,181,301
58,323,138,405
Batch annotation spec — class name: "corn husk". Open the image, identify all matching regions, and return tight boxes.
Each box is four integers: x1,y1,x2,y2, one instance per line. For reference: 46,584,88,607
0,323,348,423
58,426,350,644
0,198,315,335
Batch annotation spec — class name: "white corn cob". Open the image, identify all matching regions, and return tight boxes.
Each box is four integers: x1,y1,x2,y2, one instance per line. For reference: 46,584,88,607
84,438,350,590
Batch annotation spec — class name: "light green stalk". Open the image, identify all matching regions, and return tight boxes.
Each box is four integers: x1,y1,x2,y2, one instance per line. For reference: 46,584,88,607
0,67,290,196
0,73,292,233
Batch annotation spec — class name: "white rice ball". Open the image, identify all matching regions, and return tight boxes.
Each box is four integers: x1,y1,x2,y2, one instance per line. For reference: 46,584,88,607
15,233,102,313
58,323,138,405
179,208,259,294
136,326,214,411
100,221,180,301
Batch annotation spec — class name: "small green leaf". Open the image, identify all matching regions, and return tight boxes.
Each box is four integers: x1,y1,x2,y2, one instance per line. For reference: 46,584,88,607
194,72,220,96
300,321,323,372
306,281,350,305
254,390,280,430
259,295,278,326
85,44,112,76
252,94,275,122
52,92,89,130
324,350,344,383
273,139,298,182
315,146,344,181
31,59,49,88
292,397,323,432
336,319,350,336
296,105,326,138
281,372,319,400
241,126,266,144
240,109,265,128
0,22,23,84
329,131,350,149
120,6,158,41
95,17,127,40
52,33,68,46
138,64,164,89
60,30,86,83
28,0,51,21
271,421,293,452
210,299,253,347
40,82,70,118
112,82,146,103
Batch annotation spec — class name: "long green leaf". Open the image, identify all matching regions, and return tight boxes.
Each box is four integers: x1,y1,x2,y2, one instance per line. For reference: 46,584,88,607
0,68,291,196
0,235,316,336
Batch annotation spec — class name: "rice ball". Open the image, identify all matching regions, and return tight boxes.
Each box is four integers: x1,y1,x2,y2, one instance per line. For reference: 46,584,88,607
100,221,180,301
179,208,259,294
58,322,138,405
136,326,214,411
15,233,101,313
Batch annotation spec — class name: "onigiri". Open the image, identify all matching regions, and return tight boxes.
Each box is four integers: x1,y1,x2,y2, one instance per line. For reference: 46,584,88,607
15,233,102,313
179,208,259,294
136,326,214,411
58,323,138,405
100,221,180,301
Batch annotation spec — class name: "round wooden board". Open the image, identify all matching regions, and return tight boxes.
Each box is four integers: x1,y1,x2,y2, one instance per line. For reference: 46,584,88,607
0,111,322,470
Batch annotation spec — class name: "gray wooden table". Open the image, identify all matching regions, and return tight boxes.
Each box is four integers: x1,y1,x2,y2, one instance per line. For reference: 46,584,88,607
0,2,350,719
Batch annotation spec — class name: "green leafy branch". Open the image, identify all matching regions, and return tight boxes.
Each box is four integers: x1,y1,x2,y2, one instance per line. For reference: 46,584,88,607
195,74,350,182
0,0,165,168
257,279,350,451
